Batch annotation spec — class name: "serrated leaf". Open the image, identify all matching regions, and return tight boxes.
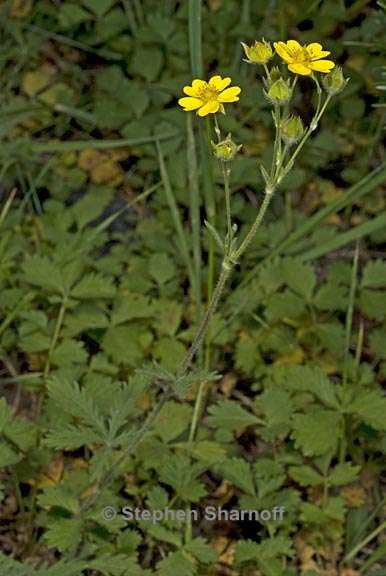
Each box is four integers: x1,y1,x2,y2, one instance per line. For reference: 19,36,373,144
22,256,65,295
292,409,342,456
44,518,82,552
329,463,360,486
156,550,195,576
348,390,386,430
207,399,259,432
184,538,217,564
260,388,293,426
220,458,256,496
71,272,116,299
281,257,316,300
289,465,323,486
159,455,206,502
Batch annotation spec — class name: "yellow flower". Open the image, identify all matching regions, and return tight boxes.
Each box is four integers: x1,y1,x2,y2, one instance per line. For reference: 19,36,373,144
178,75,241,117
274,40,335,76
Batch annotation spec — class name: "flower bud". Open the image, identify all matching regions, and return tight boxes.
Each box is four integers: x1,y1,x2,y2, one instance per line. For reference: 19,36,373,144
322,66,347,95
281,115,304,144
265,77,292,105
212,134,242,162
241,39,273,65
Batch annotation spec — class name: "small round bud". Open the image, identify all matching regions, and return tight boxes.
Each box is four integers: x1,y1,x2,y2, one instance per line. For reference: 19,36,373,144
322,66,347,95
241,39,273,65
265,77,292,105
281,115,304,145
212,134,242,162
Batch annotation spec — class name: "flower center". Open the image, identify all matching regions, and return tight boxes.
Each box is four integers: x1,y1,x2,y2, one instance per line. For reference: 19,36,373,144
197,85,219,102
292,47,310,64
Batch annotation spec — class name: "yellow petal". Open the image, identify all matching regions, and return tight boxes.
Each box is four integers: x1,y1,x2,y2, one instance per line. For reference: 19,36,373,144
197,100,220,116
209,75,231,91
308,59,335,73
217,86,241,102
178,96,203,111
183,79,207,96
288,62,312,75
286,39,303,54
306,43,330,60
274,41,293,63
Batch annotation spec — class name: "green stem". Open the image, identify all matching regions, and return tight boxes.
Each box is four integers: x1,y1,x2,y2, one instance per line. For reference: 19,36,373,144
181,261,232,374
233,190,274,261
280,87,330,183
223,165,232,253
43,297,67,380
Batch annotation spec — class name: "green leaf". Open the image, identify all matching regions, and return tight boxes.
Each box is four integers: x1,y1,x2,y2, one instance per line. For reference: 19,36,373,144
81,0,115,17
131,47,164,82
220,458,256,496
72,186,114,229
362,260,386,288
51,339,88,367
288,465,324,487
329,463,360,486
148,253,176,285
292,409,342,456
159,455,206,502
207,399,259,432
0,443,22,467
102,325,144,366
264,290,307,322
281,258,316,300
22,256,65,295
260,388,293,427
189,441,226,464
71,273,116,299
348,390,386,430
154,402,192,443
111,292,153,325
156,550,196,576
44,518,82,552
5,417,37,451
369,327,386,360
0,399,12,433
359,289,386,320
184,538,217,564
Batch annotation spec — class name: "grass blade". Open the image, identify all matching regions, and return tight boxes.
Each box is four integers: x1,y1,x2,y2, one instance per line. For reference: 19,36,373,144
187,114,202,314
29,132,178,153
302,211,386,261
156,141,195,291
189,0,203,77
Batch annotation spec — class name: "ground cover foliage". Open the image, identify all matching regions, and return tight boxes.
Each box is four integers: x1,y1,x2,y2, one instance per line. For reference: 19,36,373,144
0,0,386,574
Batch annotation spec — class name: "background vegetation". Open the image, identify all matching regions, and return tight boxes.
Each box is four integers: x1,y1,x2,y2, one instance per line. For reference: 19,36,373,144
0,0,385,574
